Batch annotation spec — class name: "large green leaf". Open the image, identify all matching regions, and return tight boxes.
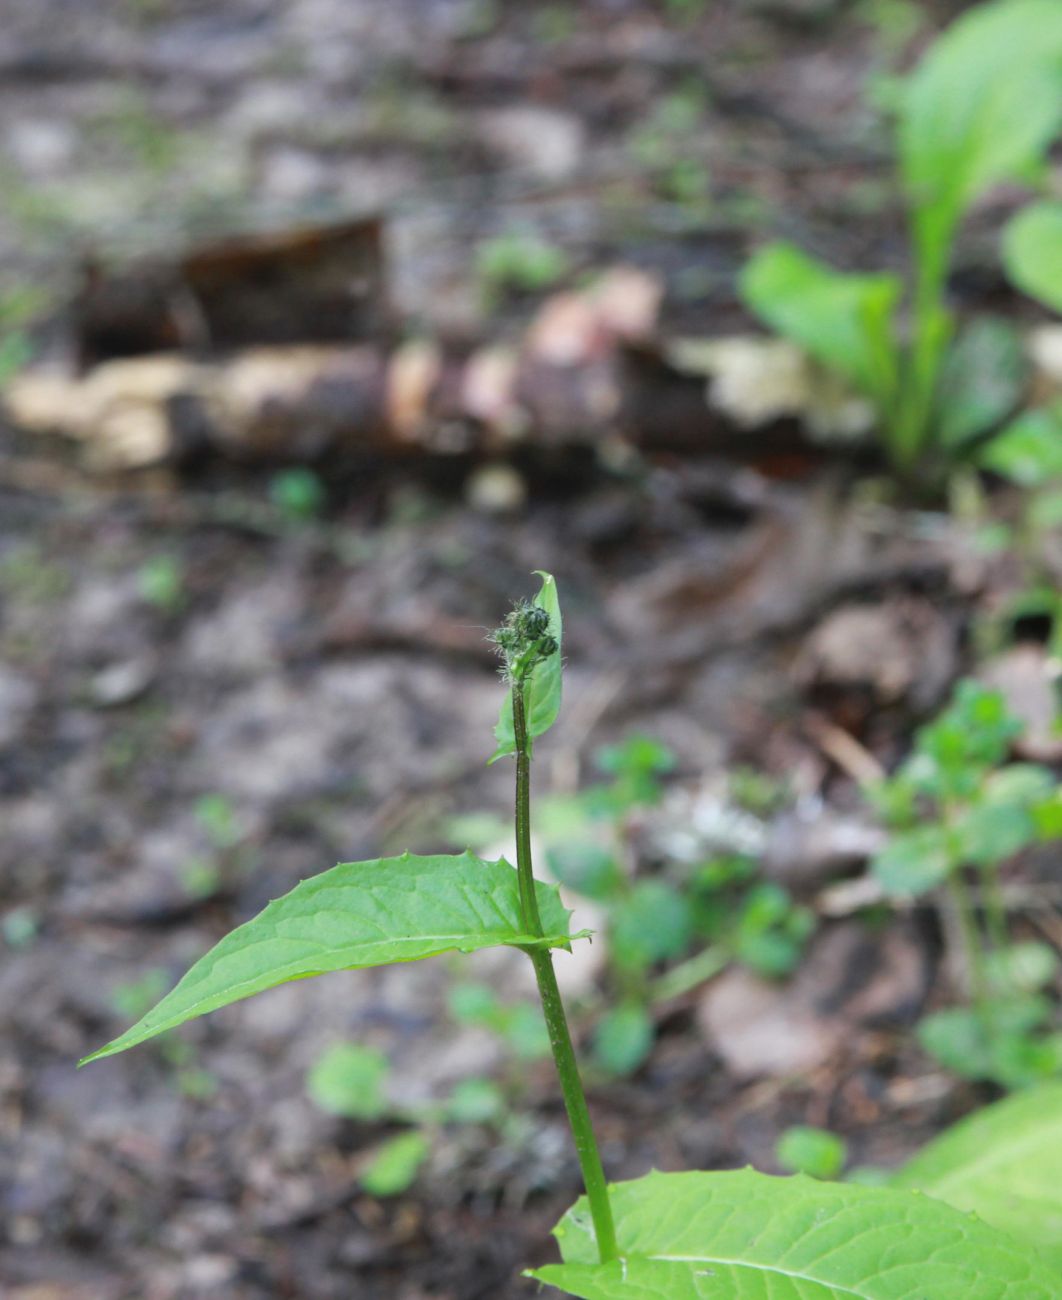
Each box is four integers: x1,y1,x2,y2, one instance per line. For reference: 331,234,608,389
531,1168,1062,1298
893,1083,1062,1269
81,852,574,1065
490,570,563,764
739,243,901,408
899,0,1062,289
1003,201,1062,315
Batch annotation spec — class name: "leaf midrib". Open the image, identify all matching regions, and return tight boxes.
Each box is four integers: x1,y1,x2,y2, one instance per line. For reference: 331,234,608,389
629,1253,872,1297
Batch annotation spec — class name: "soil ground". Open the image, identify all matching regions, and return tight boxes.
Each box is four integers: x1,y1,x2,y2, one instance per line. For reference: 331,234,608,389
0,2,1044,1297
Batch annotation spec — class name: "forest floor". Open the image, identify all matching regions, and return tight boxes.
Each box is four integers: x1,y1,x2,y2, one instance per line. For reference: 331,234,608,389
0,2,1054,1297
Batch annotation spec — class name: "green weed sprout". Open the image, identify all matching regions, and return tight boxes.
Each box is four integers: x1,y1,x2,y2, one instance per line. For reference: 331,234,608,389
80,576,1062,1295
869,679,1062,1088
741,0,1062,480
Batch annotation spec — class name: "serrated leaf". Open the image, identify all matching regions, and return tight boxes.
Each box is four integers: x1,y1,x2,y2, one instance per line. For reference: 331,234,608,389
1004,201,1062,315
899,0,1062,284
80,852,575,1065
893,1082,1062,1268
740,243,901,408
531,1168,1061,1297
489,571,563,764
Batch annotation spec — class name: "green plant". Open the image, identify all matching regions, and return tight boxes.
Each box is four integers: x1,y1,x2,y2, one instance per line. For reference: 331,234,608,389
0,285,48,387
110,969,216,1099
968,406,1062,656
626,84,711,213
455,749,812,1077
776,1126,848,1181
449,981,551,1061
475,232,570,304
307,1041,494,1197
137,554,184,612
741,0,1062,478
869,678,1062,1087
80,576,1062,1295
269,468,325,522
893,1080,1062,1269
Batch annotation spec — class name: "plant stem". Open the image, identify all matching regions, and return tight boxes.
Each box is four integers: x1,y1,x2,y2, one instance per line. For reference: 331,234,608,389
946,870,989,1013
511,676,619,1265
513,683,545,938
529,948,619,1263
982,867,1009,963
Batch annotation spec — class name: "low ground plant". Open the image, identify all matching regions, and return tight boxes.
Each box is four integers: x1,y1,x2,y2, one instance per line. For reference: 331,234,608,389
454,741,812,1077
869,678,1062,1087
82,576,1062,1295
306,1041,511,1197
741,0,1062,480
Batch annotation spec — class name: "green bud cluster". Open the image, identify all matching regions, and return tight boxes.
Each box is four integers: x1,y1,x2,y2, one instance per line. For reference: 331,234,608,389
491,601,558,683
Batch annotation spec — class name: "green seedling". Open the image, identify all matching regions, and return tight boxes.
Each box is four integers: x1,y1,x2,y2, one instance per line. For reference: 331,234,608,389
449,982,550,1062
455,747,811,1077
869,678,1062,1088
2,905,39,949
180,794,247,900
626,84,711,215
307,1040,511,1198
80,576,1062,1295
776,1126,848,1181
741,0,1062,480
307,1042,428,1196
110,969,216,1098
971,403,1062,657
475,232,569,305
0,285,48,386
137,554,184,612
269,468,325,523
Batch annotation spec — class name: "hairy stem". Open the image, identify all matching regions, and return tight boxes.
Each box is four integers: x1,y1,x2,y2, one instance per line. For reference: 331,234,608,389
513,683,545,938
512,674,618,1265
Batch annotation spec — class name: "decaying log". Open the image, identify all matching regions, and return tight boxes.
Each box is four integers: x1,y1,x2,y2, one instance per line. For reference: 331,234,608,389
5,268,745,472
74,216,387,365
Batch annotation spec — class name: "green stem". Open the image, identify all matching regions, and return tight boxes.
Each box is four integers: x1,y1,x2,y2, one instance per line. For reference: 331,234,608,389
511,674,618,1265
946,870,989,1013
530,948,619,1264
513,682,545,938
982,867,1009,964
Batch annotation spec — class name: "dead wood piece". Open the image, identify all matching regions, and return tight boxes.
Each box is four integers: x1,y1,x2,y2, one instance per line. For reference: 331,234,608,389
5,267,728,471
74,215,386,364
